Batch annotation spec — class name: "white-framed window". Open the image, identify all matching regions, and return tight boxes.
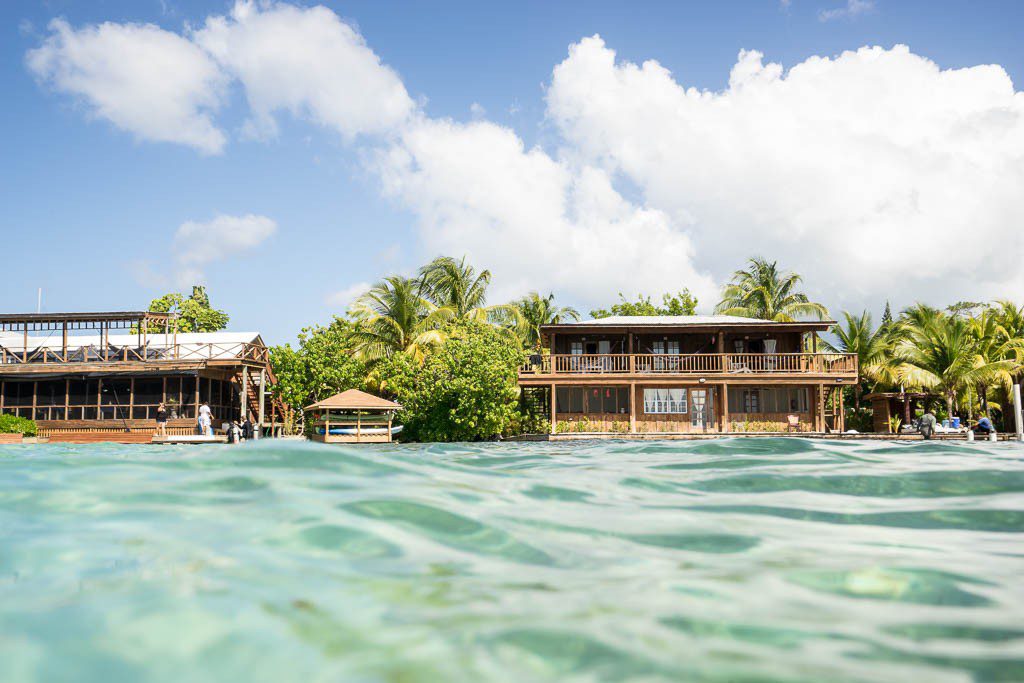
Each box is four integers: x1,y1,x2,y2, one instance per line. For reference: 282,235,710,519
644,388,688,414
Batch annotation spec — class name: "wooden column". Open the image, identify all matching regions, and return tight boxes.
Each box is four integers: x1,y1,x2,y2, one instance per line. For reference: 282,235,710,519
549,384,557,434
817,384,825,432
32,380,37,420
194,375,200,418
0,380,4,413
629,382,636,433
721,383,730,432
22,327,28,362
257,368,266,439
64,379,70,419
62,323,68,362
838,387,845,432
129,378,135,420
240,367,248,422
387,413,393,443
628,332,635,374
97,379,102,419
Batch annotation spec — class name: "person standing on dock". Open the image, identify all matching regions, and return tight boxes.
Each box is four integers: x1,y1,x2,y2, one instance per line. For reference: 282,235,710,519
156,402,168,438
199,402,213,436
920,410,937,440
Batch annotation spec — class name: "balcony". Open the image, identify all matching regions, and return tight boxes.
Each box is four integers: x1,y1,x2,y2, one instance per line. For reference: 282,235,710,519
519,352,858,380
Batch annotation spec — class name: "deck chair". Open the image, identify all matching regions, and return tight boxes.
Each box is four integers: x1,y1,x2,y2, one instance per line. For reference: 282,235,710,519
787,414,800,433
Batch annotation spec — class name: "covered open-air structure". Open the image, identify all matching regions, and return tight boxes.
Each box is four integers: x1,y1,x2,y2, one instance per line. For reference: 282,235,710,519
0,310,282,442
305,389,402,444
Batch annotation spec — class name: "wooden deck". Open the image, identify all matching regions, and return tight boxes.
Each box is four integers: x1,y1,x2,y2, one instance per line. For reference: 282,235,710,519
512,432,1022,442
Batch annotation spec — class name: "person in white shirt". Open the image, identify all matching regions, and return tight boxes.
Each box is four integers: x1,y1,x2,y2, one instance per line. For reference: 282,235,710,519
199,402,213,436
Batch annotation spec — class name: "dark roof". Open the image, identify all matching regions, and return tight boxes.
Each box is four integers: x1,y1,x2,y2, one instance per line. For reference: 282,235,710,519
541,315,835,333
0,311,176,324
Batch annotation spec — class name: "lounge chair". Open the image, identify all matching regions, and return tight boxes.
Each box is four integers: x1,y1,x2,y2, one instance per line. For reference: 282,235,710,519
787,414,800,432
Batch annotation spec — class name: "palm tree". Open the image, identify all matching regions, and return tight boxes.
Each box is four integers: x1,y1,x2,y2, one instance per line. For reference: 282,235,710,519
968,307,1024,419
714,258,829,322
348,276,448,362
419,255,522,332
822,310,891,409
512,292,581,350
893,313,1019,420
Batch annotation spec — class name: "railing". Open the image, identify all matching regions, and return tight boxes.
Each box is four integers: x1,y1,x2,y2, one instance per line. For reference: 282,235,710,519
0,341,270,366
520,353,857,376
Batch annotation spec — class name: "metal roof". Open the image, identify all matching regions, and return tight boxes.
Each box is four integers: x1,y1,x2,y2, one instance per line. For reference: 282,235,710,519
541,315,835,331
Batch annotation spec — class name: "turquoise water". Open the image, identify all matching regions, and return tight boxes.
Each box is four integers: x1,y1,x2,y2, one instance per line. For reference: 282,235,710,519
1,439,1023,682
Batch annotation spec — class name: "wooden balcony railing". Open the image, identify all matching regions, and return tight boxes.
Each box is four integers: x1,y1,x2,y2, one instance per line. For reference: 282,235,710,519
520,353,857,377
0,341,270,366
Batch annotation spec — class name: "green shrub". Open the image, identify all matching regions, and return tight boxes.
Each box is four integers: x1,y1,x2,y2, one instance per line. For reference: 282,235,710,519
378,321,525,442
0,414,37,436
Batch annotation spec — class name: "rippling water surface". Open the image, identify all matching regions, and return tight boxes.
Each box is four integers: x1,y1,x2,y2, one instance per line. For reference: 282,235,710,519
2,438,1023,682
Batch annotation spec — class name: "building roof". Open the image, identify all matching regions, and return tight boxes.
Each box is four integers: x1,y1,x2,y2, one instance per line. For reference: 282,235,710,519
0,311,175,324
578,315,774,325
541,315,835,332
0,331,264,360
304,389,402,412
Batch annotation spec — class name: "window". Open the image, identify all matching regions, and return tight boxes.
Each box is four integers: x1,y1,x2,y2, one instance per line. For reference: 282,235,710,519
729,387,809,414
589,386,629,414
743,389,760,413
556,387,585,413
644,388,687,414
557,386,629,414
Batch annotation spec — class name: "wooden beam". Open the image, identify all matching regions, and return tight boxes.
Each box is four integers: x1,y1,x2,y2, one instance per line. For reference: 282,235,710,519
240,366,248,423
257,368,266,439
721,383,730,432
629,382,636,433
549,384,557,434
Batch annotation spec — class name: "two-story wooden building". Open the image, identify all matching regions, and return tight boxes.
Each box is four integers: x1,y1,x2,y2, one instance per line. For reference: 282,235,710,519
0,311,281,442
518,316,857,436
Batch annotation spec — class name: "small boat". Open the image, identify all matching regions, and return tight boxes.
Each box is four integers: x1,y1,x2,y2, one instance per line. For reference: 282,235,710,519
316,425,403,436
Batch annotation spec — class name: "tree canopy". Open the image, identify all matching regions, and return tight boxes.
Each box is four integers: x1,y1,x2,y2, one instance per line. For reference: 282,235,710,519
589,290,698,319
148,286,229,333
714,258,828,321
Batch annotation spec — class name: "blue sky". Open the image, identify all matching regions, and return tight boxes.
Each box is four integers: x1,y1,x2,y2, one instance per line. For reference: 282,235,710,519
2,1,1023,343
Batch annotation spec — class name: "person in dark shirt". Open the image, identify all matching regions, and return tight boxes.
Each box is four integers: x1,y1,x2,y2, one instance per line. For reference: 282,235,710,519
919,410,937,440
975,416,995,435
242,417,254,441
155,402,168,437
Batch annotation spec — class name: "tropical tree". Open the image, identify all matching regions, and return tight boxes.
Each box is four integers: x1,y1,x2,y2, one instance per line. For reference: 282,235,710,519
589,290,698,319
893,313,1019,420
714,258,828,322
419,255,520,325
822,310,892,409
967,307,1024,418
348,276,448,362
375,321,525,441
512,292,580,350
147,286,229,332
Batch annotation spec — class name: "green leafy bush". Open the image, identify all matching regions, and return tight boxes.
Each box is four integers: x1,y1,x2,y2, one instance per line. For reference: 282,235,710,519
378,321,524,442
731,420,789,433
0,414,37,436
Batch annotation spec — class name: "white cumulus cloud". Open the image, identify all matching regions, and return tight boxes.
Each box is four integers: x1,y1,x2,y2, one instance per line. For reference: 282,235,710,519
373,117,718,306
547,37,1024,311
193,1,414,140
28,5,1024,314
173,213,277,285
326,281,372,310
26,18,227,154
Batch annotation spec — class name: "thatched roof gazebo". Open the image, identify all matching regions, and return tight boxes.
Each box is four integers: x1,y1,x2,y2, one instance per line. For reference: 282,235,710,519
304,389,402,443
